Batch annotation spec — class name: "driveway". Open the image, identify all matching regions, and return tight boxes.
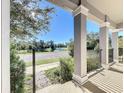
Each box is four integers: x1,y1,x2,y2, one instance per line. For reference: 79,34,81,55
18,51,70,62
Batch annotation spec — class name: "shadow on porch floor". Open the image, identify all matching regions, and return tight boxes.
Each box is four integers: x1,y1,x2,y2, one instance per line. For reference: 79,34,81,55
36,64,123,93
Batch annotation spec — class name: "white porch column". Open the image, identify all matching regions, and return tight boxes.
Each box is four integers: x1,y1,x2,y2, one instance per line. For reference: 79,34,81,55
112,32,119,63
1,0,10,93
72,5,89,85
99,22,109,68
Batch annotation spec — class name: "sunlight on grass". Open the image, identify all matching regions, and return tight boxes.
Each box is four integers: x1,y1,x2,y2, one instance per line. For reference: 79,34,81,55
26,58,60,67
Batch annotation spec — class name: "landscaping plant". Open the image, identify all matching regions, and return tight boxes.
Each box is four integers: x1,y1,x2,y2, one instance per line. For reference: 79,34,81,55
45,58,74,84
60,58,74,83
10,44,25,93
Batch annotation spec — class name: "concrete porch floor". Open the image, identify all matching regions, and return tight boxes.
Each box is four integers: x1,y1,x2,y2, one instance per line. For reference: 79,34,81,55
36,64,123,93
110,63,123,73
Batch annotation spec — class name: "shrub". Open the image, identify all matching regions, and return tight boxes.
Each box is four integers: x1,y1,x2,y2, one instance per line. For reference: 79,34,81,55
10,44,25,93
45,67,61,84
60,58,74,83
45,58,74,84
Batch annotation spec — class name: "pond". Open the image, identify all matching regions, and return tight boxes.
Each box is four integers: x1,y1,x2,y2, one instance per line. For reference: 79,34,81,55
54,48,67,52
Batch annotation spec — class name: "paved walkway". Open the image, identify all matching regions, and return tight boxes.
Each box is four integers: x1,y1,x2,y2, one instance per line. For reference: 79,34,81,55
36,64,123,93
19,51,69,62
36,81,84,93
26,62,60,75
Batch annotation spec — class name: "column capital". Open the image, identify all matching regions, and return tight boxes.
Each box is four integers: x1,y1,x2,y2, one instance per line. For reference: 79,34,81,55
100,22,110,28
73,5,89,16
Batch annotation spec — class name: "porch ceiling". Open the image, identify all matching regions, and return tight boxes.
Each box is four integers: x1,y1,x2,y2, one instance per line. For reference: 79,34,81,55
87,0,123,24
48,0,123,28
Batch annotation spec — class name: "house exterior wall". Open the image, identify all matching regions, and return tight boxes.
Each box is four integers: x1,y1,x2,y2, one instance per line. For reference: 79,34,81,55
1,0,10,93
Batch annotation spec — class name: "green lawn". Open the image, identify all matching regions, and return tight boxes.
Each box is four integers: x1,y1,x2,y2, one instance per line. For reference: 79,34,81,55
26,58,60,67
17,48,52,55
18,51,51,55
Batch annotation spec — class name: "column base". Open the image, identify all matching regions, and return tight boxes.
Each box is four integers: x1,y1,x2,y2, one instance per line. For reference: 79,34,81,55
113,59,119,63
72,74,88,85
102,64,110,70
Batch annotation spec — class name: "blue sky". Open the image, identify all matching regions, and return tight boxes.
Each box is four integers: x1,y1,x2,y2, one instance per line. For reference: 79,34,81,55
37,0,122,43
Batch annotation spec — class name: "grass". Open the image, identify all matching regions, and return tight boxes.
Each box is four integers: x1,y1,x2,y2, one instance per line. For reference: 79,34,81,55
26,58,60,67
18,48,52,55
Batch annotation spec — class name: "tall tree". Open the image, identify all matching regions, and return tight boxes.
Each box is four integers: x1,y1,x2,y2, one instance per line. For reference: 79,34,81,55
10,0,54,40
48,40,56,51
87,32,99,50
10,1,54,93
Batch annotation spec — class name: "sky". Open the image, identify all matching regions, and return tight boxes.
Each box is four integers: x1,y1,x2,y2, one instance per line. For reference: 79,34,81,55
37,0,122,44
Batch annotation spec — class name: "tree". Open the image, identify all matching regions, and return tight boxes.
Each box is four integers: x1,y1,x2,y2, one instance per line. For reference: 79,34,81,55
10,0,54,40
118,36,123,48
10,1,54,92
68,39,74,57
39,40,46,51
87,32,99,50
68,32,99,57
48,40,56,52
10,44,25,93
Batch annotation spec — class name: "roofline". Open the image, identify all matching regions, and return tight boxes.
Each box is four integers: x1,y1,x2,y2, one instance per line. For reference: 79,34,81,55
48,0,118,28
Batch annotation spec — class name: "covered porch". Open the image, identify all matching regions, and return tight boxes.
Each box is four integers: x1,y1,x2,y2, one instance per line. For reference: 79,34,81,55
36,0,123,92
48,0,123,84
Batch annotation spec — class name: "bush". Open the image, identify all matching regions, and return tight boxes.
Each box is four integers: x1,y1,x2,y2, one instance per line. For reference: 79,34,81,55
10,44,25,93
60,58,74,83
45,58,74,84
45,67,61,84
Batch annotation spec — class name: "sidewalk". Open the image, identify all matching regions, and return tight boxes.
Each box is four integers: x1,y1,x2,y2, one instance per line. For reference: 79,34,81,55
26,62,60,75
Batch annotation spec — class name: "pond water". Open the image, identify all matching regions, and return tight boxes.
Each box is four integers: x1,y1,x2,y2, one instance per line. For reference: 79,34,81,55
54,48,66,52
